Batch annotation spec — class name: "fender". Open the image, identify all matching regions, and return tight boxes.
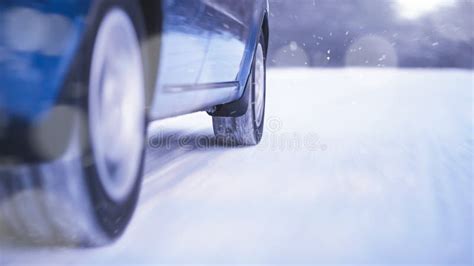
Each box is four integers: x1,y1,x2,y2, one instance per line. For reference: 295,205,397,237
210,8,269,118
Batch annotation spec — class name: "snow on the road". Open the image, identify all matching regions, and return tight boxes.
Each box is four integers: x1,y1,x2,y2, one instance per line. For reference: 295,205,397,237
1,68,473,264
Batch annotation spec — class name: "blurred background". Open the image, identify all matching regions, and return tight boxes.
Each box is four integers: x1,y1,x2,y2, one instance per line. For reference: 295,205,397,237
0,0,473,264
268,0,473,68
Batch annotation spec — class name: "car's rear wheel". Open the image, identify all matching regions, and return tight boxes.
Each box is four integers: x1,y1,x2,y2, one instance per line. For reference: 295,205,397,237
212,34,267,145
0,2,146,246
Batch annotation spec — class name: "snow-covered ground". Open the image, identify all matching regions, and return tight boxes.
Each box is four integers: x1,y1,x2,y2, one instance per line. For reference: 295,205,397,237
1,68,473,264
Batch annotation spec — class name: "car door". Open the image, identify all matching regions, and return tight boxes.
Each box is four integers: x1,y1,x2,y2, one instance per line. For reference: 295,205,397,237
151,0,215,119
150,0,266,120
157,0,207,86
198,0,259,85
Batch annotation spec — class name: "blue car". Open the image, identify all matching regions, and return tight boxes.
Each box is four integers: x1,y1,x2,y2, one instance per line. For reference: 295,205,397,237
0,0,269,246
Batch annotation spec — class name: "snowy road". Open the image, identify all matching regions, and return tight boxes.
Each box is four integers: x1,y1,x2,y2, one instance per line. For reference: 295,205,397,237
1,69,473,264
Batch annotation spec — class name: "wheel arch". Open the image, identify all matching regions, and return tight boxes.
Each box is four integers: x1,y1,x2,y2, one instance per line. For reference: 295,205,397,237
209,12,268,118
262,11,270,57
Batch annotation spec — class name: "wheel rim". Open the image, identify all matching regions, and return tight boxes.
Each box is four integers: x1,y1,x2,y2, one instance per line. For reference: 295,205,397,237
254,43,265,128
89,8,145,203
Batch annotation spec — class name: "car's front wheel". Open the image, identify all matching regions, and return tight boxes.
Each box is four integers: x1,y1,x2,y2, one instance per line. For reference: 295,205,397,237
0,2,147,246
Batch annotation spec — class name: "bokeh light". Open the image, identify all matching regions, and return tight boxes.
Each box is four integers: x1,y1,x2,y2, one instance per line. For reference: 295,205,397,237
396,0,456,19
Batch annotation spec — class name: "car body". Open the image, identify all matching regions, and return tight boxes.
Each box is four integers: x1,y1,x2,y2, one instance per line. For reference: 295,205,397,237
0,0,269,162
0,0,269,245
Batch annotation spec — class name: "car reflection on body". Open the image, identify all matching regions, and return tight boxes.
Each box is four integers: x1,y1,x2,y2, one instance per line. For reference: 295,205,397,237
0,0,269,246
